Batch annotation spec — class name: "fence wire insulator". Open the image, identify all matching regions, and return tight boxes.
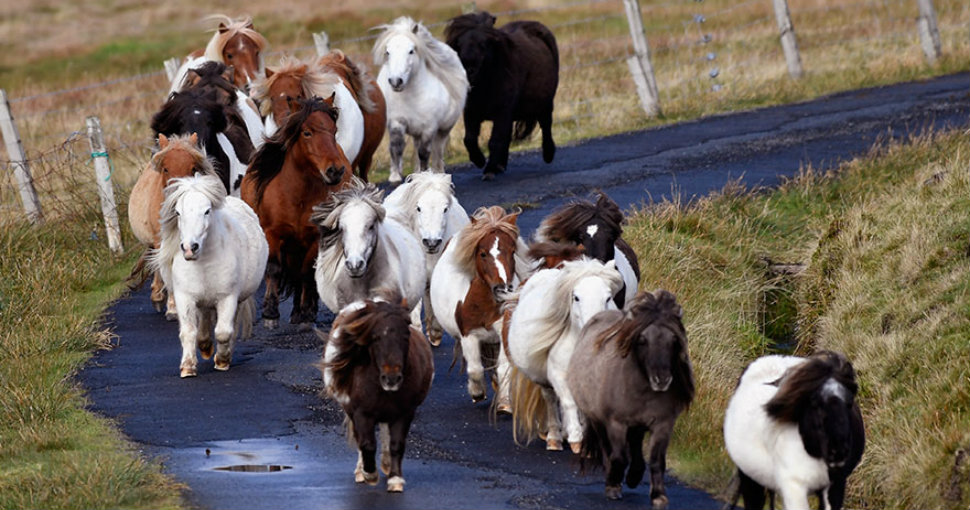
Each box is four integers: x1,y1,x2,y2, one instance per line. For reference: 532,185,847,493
707,52,717,61
701,34,713,44
712,83,723,92
694,14,706,24
709,67,720,78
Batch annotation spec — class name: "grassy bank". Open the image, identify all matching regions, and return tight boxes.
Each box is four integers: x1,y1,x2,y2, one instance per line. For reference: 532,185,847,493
622,129,970,508
0,199,181,508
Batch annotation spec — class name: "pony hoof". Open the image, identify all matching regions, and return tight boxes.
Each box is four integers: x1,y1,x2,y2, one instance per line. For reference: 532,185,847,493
180,367,197,378
388,174,403,185
263,319,279,330
471,393,486,403
496,402,512,415
651,495,669,509
214,361,230,372
354,469,365,484
152,300,166,313
429,334,442,347
570,442,582,455
381,457,391,476
605,485,623,500
297,322,313,332
165,311,178,322
364,471,379,486
199,342,214,360
546,438,563,451
481,172,496,181
386,476,405,493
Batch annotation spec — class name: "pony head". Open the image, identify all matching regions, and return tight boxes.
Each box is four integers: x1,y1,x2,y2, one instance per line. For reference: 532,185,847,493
399,172,456,253
565,258,622,329
254,56,344,138
159,175,227,261
311,178,386,278
445,12,501,84
455,206,520,298
373,16,468,101
536,191,624,264
152,133,215,186
203,15,268,91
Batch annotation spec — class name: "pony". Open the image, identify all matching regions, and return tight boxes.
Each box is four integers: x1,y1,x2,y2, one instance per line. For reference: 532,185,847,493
253,53,384,181
311,178,427,328
319,292,433,492
535,191,641,308
567,290,695,505
128,134,215,319
241,96,352,329
170,15,269,92
383,172,470,346
372,16,469,184
151,87,250,196
429,206,529,405
724,351,865,510
505,258,623,453
445,12,558,180
149,174,267,378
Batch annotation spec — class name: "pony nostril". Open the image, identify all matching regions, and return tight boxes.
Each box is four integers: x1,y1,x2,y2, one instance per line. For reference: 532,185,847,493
422,238,441,249
191,242,200,253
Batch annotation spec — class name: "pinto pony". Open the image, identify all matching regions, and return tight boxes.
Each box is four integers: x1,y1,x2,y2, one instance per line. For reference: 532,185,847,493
320,293,433,492
568,290,695,505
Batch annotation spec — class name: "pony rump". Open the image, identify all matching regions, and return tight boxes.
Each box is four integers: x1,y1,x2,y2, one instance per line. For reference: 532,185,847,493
310,177,386,274
765,351,858,423
451,206,520,277
150,174,227,273
318,50,378,114
372,16,469,105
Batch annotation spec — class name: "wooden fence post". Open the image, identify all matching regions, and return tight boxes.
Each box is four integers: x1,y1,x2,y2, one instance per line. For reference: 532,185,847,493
0,89,43,224
313,32,331,56
85,116,124,255
916,0,942,63
164,57,182,83
772,0,803,79
621,0,661,117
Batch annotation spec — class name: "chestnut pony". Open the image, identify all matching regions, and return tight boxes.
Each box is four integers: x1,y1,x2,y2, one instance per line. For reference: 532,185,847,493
241,96,351,329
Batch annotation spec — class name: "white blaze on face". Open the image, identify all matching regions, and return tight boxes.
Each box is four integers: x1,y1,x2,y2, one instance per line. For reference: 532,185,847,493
586,224,599,239
490,237,508,284
821,377,850,402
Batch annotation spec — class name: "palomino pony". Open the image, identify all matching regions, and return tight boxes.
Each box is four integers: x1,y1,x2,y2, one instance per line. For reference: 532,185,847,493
129,134,215,318
372,16,469,184
311,179,426,327
320,292,433,492
254,53,384,181
535,191,640,308
241,97,351,328
430,206,529,405
383,172,470,346
724,351,865,510
150,174,267,378
170,15,268,92
505,258,623,452
445,12,558,180
568,290,695,505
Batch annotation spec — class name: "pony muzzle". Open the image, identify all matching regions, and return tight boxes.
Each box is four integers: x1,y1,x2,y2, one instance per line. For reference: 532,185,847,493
321,165,346,185
380,370,403,392
180,242,201,260
388,77,405,92
422,238,442,253
345,258,367,278
492,283,514,300
649,374,673,392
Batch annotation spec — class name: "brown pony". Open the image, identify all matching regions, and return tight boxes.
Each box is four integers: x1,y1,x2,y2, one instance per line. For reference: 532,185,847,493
197,15,268,90
241,96,351,329
128,134,215,317
319,291,433,492
568,290,695,505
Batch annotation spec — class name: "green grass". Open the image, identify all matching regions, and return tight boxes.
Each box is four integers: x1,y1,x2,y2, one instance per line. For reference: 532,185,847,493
623,129,970,508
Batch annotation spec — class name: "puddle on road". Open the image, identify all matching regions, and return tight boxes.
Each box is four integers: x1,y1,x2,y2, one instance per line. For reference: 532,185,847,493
214,464,293,473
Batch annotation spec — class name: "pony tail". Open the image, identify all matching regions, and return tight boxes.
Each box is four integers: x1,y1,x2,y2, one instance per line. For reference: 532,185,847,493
578,420,604,474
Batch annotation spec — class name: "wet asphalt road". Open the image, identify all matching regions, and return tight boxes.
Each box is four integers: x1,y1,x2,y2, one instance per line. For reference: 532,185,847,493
80,73,969,510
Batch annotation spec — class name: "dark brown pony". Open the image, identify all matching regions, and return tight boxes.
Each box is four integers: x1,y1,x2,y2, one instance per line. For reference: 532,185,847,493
567,290,695,505
535,191,641,308
445,11,558,180
241,96,351,328
319,292,433,492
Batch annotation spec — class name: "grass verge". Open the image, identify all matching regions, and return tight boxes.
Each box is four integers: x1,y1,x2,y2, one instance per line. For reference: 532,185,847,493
623,128,970,507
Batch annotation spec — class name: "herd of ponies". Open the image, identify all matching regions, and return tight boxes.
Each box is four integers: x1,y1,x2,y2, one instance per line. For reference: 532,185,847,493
125,13,866,508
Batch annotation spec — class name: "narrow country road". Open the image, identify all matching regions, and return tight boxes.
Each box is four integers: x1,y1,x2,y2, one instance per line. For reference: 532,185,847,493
80,73,969,510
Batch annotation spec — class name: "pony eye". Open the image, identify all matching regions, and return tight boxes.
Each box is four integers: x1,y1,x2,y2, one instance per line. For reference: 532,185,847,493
480,251,486,258
204,209,211,216
162,167,169,173
409,49,415,55
444,206,448,212
303,130,312,137
416,206,421,212
573,295,580,302
226,53,233,60
175,211,180,217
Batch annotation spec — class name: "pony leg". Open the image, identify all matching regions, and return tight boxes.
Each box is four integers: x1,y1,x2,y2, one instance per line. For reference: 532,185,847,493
777,480,811,510
539,103,556,164
540,386,564,451
604,420,630,500
175,296,199,378
380,423,391,475
415,135,432,173
165,288,178,322
424,285,442,347
462,113,486,169
409,302,423,331
625,425,647,489
494,347,512,414
429,129,449,173
150,272,166,313
262,255,282,329
387,122,406,184
461,333,487,402
197,307,214,360
351,412,379,485
483,111,514,178
213,296,238,371
385,413,414,493
548,366,584,453
738,470,767,510
645,418,674,509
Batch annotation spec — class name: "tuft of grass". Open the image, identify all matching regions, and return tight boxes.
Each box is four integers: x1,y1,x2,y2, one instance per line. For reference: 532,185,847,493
623,129,970,507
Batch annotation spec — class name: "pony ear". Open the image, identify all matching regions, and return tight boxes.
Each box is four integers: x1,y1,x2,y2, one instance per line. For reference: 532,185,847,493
412,23,419,34
158,133,169,149
265,68,274,79
324,92,337,107
223,65,235,84
504,209,521,225
218,22,229,33
189,132,199,146
401,297,409,309
245,20,255,30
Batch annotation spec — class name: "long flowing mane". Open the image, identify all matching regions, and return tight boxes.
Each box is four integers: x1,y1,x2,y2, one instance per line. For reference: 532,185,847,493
390,172,455,230
150,174,227,272
526,240,585,270
246,96,339,205
203,14,268,67
373,16,469,106
310,178,386,276
252,56,344,117
535,191,624,244
318,50,378,114
151,88,229,142
451,206,520,277
323,291,411,396
150,134,217,176
185,61,238,99
765,351,858,423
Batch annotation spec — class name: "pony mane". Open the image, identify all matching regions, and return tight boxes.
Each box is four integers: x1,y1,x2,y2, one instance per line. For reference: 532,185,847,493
527,240,585,270
151,88,229,140
452,206,520,277
318,50,378,114
535,191,624,243
252,55,344,117
310,177,386,276
765,351,858,423
373,16,469,106
150,134,217,176
150,174,227,272
523,258,624,368
203,14,268,65
246,96,339,205
324,290,411,396
185,60,238,98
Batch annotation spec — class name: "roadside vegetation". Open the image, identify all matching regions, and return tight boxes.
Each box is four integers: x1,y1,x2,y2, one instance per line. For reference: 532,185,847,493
623,129,970,508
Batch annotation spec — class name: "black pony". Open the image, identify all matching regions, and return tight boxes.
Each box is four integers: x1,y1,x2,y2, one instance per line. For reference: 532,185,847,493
445,12,559,180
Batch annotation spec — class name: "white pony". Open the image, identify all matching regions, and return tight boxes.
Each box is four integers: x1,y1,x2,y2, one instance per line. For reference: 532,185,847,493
384,172,469,346
311,179,427,327
505,258,624,452
373,16,469,184
151,174,268,378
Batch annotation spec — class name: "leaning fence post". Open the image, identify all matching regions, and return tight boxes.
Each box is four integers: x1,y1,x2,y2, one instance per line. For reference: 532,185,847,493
85,116,124,255
0,89,43,224
916,0,942,63
621,0,661,117
772,0,803,79
164,57,182,83
313,32,331,56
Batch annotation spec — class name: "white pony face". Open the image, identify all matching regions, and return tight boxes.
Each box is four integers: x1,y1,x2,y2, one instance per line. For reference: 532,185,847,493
383,34,419,92
341,201,379,278
415,189,450,253
571,275,618,328
175,191,213,261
